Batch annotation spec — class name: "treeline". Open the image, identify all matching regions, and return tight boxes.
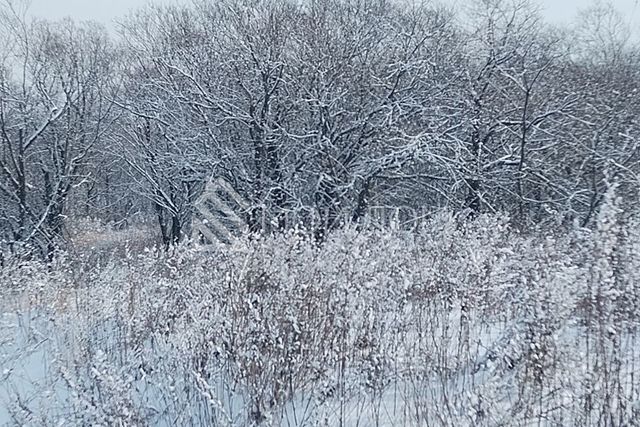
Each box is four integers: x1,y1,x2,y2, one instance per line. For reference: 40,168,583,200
0,0,639,254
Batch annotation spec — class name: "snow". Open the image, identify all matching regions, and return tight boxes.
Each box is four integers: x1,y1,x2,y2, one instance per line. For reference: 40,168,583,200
1,213,640,425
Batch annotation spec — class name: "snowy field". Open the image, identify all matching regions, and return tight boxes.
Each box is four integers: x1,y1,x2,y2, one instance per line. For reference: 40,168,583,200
2,0,640,424
2,212,640,426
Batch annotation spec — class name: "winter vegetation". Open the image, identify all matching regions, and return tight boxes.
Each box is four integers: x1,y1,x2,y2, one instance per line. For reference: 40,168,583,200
3,201,640,426
1,0,640,425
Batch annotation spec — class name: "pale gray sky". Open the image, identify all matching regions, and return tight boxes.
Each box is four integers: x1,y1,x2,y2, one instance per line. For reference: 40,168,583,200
27,0,180,26
539,0,639,25
26,0,640,32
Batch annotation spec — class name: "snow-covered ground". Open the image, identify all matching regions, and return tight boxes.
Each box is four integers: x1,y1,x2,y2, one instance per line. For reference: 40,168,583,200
2,213,640,426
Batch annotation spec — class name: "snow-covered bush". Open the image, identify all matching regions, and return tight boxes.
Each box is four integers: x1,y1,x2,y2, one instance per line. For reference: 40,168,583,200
2,208,640,426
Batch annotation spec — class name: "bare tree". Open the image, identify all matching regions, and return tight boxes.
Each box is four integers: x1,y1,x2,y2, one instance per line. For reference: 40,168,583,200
560,2,640,226
0,1,119,256
69,0,640,245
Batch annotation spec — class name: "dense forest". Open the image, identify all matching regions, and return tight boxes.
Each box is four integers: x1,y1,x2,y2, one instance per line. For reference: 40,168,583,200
1,0,639,254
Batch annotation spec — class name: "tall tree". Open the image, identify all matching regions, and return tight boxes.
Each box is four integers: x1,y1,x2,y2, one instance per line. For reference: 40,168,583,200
0,2,118,256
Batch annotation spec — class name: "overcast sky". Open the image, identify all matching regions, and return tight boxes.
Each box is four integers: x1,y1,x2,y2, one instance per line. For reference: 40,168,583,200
26,0,640,33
